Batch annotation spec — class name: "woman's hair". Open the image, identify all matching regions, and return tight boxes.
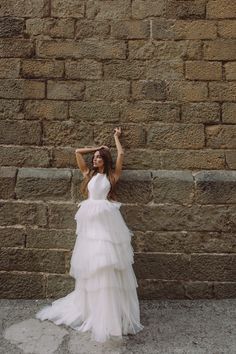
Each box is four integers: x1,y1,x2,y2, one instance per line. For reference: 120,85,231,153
80,148,118,201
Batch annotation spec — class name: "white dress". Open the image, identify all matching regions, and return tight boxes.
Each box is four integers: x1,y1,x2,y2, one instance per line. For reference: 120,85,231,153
36,172,144,343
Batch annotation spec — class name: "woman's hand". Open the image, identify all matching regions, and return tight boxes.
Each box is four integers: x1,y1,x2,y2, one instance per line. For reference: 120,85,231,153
114,127,121,138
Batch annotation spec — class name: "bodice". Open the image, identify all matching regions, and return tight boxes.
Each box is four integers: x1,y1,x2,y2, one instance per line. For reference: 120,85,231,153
88,173,111,200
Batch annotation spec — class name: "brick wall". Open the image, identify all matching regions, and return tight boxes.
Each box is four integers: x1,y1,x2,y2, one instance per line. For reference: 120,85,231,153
0,0,236,300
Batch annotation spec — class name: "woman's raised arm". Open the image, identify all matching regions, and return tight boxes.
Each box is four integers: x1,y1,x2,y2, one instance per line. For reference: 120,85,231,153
75,146,100,177
113,127,124,183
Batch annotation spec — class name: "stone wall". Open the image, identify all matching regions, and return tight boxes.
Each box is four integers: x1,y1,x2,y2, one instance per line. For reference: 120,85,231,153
0,0,236,300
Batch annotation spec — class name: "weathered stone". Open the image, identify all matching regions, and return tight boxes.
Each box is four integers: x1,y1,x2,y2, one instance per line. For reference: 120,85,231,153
122,204,236,232
152,19,217,40
206,0,236,19
132,80,166,100
138,279,185,300
37,39,126,59
185,61,222,80
48,203,77,229
0,80,45,99
87,0,131,19
103,60,146,80
184,281,214,299
204,40,236,60
218,20,236,39
16,168,72,201
164,0,206,20
132,231,236,254
134,253,191,280
93,124,145,148
0,99,23,120
225,62,236,80
167,81,208,101
0,167,17,199
190,254,236,281
24,100,68,121
122,149,162,170
42,121,93,147
153,170,194,204
146,60,184,80
0,146,50,167
0,227,25,247
51,0,85,18
194,171,236,204
75,20,110,38
26,18,74,38
147,123,205,149
161,150,225,170
129,39,202,60
0,39,34,58
132,0,165,19
0,201,47,227
214,282,236,298
209,82,236,101
0,59,20,79
51,147,78,168
21,60,64,79
115,170,152,204
65,59,102,80
225,151,236,169
47,80,85,100
0,248,66,273
46,274,74,298
111,20,149,39
0,0,48,17
182,102,220,123
0,120,41,145
0,272,45,298
85,80,130,101
206,125,236,149
120,102,180,123
70,101,120,122
0,18,24,37
26,228,76,249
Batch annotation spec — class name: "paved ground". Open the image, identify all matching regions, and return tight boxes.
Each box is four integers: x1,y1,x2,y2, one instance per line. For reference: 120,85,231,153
0,298,235,354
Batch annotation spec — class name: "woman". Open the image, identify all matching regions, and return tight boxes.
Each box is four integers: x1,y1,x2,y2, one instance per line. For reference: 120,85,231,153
36,127,144,342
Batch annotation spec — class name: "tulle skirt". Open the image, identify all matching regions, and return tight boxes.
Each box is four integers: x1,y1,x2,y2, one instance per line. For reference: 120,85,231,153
36,198,144,342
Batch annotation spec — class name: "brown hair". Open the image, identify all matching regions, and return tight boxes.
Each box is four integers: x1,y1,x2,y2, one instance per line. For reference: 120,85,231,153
80,148,118,201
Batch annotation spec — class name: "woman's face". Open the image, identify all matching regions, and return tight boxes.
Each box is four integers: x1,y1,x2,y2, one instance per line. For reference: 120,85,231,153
93,151,104,169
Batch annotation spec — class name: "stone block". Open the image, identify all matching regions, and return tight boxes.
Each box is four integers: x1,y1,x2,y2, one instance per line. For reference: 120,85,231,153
0,18,24,37
0,227,25,247
48,203,77,229
184,281,214,299
111,20,149,39
206,0,236,19
164,0,206,20
218,20,236,39
132,0,165,19
0,0,48,17
70,101,120,122
75,20,110,39
51,0,85,18
147,123,205,149
225,151,236,169
26,18,75,38
167,81,208,101
182,102,220,123
85,80,130,101
16,168,72,201
204,40,236,60
185,61,222,80
0,201,47,227
153,170,194,204
0,146,50,168
0,80,45,99
132,80,166,100
209,82,236,101
26,228,76,249
206,125,236,149
0,39,34,58
24,100,68,121
42,121,93,147
122,149,162,170
0,120,41,145
46,274,74,298
47,80,85,100
103,60,146,80
51,147,77,168
21,60,64,79
138,279,185,300
0,167,17,199
87,0,131,19
225,62,236,80
214,282,236,298
0,272,45,299
0,99,23,120
65,59,102,79
194,170,236,204
0,59,20,79
146,60,184,80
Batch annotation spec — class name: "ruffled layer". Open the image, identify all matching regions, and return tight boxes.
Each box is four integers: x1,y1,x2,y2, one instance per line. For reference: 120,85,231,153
36,277,144,343
70,235,134,279
74,198,133,244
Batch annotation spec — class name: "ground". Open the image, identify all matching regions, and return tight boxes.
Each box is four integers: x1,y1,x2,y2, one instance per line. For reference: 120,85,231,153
0,299,235,354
